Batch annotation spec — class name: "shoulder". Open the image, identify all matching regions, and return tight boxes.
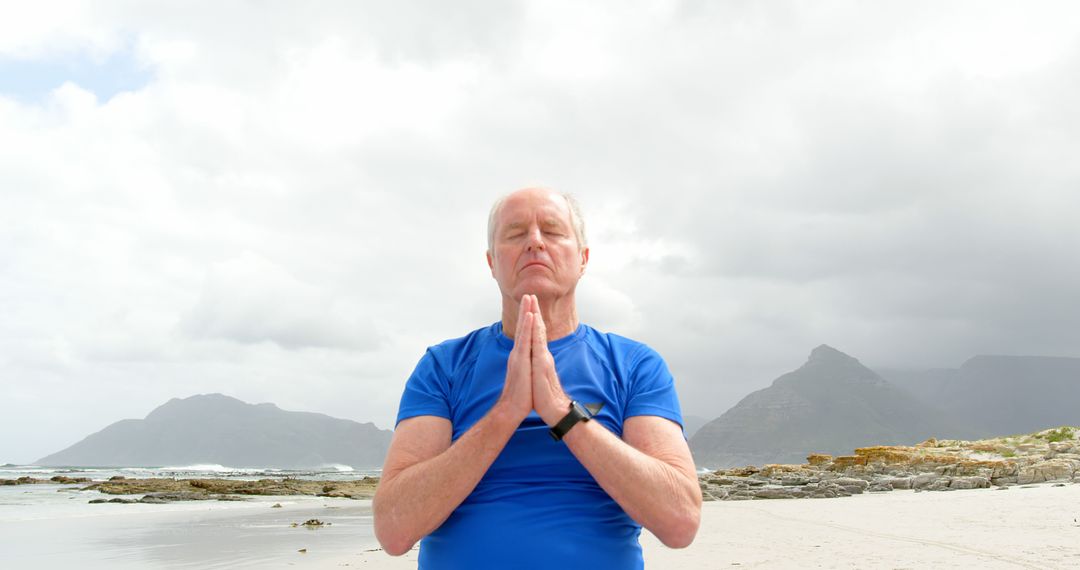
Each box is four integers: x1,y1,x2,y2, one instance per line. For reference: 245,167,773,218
422,323,501,373
581,324,662,367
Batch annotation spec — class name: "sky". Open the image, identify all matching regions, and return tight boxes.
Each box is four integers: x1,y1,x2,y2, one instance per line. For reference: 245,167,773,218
2,1,1079,464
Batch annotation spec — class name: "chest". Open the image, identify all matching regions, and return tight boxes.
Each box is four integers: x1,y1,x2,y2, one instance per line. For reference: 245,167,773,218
447,343,628,441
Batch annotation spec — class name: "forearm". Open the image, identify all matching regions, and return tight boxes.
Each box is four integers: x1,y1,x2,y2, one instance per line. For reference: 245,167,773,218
562,420,702,548
373,405,520,555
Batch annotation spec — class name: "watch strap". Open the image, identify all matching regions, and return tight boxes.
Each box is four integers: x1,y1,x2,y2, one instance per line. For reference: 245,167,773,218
549,400,593,441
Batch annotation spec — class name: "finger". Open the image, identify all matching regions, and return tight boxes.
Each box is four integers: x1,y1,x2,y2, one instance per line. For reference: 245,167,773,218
532,307,547,351
518,312,533,356
515,295,530,341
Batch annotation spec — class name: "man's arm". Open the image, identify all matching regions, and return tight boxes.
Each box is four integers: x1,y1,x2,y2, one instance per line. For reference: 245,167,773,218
373,303,536,556
561,414,702,548
528,298,701,548
372,409,521,555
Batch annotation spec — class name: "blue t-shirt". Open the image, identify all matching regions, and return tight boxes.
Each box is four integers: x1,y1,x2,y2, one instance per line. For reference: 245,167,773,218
395,322,684,570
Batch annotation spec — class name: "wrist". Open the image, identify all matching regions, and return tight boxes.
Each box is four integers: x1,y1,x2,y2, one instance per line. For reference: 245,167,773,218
548,400,594,441
540,396,573,427
491,398,529,427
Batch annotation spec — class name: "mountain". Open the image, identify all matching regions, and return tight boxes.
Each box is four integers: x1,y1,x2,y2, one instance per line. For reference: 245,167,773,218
36,394,392,469
689,345,971,469
881,355,1080,437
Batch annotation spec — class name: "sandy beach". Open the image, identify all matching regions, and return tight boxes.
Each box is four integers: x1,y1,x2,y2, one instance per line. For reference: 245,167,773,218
342,483,1080,569
4,480,1078,568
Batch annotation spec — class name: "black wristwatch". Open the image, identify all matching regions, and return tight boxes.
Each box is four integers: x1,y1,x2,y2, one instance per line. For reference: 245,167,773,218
549,400,593,441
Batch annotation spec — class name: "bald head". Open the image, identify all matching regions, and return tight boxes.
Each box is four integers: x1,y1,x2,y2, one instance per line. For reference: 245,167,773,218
487,188,587,254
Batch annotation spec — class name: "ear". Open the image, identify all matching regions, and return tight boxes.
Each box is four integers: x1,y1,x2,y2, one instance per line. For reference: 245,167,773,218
578,247,590,276
486,250,495,278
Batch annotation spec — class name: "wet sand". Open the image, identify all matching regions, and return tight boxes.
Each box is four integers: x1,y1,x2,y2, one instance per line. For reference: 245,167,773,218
0,487,378,569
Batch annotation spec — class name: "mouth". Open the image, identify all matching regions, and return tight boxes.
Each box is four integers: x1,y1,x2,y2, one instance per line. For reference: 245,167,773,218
521,261,549,271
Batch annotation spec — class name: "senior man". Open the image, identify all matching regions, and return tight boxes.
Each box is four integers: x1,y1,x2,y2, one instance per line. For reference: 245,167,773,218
373,188,701,568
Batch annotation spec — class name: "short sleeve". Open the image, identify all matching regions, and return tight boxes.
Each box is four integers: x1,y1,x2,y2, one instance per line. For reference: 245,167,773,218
395,349,452,426
624,345,684,429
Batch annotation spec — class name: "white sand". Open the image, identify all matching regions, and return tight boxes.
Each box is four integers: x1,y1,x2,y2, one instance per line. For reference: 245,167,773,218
343,482,1080,569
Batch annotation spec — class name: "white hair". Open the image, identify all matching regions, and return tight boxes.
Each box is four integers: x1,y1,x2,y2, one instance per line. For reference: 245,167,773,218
487,190,587,253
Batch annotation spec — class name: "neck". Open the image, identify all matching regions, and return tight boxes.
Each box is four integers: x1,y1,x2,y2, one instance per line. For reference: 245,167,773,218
501,292,579,341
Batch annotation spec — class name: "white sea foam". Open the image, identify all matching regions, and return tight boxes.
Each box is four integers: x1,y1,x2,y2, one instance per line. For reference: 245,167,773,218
158,464,262,474
323,464,355,472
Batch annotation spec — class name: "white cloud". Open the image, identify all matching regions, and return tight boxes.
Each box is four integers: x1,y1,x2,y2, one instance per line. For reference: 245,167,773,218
179,252,379,350
2,0,1080,462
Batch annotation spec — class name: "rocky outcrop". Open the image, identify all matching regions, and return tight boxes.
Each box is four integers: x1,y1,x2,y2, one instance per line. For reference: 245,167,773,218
0,476,383,503
0,475,90,486
79,476,380,502
699,426,1080,501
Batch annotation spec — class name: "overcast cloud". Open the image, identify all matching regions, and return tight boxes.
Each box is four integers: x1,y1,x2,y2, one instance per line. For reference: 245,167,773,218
2,1,1079,463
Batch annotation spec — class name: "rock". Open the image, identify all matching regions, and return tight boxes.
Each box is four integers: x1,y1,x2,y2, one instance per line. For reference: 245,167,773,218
272,503,283,508
949,476,990,490
1018,460,1076,484
50,475,91,484
912,474,937,490
832,477,869,494
109,476,126,481
300,518,326,527
887,476,913,490
807,453,832,466
928,478,953,491
830,455,867,469
140,492,213,502
1049,442,1076,454
89,498,138,504
867,482,892,492
752,488,795,500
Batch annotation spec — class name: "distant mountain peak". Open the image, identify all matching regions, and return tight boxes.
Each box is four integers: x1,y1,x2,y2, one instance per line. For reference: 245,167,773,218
691,345,952,469
807,344,857,364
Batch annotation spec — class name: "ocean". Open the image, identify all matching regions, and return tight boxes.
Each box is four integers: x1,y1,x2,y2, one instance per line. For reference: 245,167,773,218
0,464,383,568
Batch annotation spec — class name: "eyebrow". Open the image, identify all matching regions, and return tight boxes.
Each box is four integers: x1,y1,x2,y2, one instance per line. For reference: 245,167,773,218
503,219,567,232
502,214,568,232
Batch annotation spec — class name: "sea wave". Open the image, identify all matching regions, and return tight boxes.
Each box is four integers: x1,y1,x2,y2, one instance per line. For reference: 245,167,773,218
158,464,264,473
322,464,355,472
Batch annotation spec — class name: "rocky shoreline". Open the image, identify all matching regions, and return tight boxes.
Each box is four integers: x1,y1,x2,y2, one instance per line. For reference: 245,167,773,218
700,426,1080,501
0,474,379,503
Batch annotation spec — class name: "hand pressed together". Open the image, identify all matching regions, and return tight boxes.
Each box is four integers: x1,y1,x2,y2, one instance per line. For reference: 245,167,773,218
496,295,573,426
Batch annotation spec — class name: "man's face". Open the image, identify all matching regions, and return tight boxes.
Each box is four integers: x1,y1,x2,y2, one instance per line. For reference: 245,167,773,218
487,189,589,302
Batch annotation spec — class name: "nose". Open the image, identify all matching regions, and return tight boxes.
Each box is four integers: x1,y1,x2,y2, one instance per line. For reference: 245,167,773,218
526,227,545,251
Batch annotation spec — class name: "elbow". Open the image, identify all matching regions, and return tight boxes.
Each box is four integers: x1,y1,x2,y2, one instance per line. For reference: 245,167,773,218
373,519,417,556
655,509,700,549
378,535,415,557
654,490,702,549
372,495,417,556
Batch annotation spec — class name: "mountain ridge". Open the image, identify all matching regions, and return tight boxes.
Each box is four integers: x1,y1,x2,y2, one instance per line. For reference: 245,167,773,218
36,393,392,469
